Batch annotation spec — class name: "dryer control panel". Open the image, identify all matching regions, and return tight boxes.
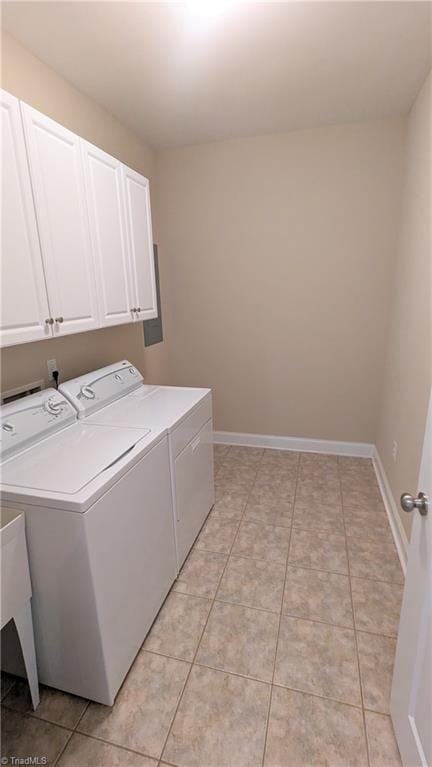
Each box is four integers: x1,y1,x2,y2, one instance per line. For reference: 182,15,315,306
0,389,76,461
59,361,143,418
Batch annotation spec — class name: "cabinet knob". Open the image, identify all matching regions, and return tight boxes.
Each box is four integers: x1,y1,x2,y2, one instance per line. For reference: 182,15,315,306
131,307,136,313
136,307,141,313
55,316,64,323
45,318,54,325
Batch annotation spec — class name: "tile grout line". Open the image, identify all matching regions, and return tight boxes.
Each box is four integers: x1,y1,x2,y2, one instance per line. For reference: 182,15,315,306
157,446,264,765
0,701,80,734
168,657,366,711
51,699,91,764
150,650,274,685
338,455,371,767
190,543,403,585
52,729,74,767
145,600,398,640
61,727,166,763
1,701,76,767
260,451,301,767
177,567,401,609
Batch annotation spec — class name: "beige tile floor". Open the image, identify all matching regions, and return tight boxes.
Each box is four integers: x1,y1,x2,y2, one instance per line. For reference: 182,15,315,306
1,446,405,766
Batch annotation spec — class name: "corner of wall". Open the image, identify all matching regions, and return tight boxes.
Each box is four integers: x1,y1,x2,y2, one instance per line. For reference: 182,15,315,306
373,69,431,549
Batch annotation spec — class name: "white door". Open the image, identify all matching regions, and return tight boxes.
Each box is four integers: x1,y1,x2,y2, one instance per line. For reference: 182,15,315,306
0,90,52,347
391,387,431,767
122,166,157,321
21,103,100,337
81,141,135,327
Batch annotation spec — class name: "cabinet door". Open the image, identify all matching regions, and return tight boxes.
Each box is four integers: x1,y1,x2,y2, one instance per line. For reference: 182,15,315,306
0,90,52,347
122,166,158,321
82,141,135,327
21,103,100,336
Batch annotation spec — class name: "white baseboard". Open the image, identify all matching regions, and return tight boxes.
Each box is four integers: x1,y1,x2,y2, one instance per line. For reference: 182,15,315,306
213,430,374,458
373,449,409,575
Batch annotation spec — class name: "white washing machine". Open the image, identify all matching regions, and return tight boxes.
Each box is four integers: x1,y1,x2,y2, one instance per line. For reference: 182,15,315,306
60,361,215,569
0,388,177,705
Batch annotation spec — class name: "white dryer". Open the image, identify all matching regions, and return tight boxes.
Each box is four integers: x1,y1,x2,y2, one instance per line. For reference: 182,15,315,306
0,388,177,705
60,361,215,569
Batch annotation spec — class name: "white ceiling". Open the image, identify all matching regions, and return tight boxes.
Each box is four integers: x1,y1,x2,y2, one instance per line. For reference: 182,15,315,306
2,1,431,148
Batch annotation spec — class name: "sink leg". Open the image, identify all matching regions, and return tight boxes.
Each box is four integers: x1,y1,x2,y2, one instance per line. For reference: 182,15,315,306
14,602,40,710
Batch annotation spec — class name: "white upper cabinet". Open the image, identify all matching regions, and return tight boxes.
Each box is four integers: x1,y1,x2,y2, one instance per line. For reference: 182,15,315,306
0,91,52,347
21,103,100,337
1,91,158,348
122,166,158,321
81,141,135,327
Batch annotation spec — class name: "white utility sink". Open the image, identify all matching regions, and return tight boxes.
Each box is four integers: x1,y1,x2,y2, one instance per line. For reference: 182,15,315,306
1,507,39,709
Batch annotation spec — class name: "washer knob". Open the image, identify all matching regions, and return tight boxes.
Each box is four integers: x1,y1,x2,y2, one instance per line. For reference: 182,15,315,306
45,399,62,415
129,367,136,375
80,385,95,399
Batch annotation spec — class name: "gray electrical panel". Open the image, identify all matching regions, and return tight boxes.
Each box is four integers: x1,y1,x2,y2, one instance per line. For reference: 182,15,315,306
143,244,163,346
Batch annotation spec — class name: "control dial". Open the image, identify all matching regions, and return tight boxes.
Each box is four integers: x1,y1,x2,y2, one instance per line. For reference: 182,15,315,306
80,385,95,400
44,398,62,415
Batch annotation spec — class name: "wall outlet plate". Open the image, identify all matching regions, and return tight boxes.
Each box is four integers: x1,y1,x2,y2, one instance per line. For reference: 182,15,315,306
47,358,58,380
392,440,398,463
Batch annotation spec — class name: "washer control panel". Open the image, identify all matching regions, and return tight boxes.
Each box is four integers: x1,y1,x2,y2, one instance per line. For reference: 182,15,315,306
1,390,76,461
59,361,143,418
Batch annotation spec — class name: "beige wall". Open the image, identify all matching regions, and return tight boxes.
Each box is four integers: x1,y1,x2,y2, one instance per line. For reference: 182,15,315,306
155,119,405,442
1,31,171,392
376,72,432,539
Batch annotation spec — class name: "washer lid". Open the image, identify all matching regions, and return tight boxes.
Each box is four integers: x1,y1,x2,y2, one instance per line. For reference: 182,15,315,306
1,421,151,495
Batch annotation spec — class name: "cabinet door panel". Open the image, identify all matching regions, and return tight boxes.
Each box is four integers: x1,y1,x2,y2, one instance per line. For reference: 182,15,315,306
21,104,99,336
82,142,135,327
1,90,52,347
122,166,157,321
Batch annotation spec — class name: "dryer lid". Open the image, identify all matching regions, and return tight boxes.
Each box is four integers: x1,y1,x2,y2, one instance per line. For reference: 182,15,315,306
86,385,210,431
